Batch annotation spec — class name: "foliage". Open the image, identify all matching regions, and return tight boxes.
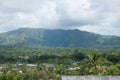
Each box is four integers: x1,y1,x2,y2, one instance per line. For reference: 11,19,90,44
0,47,119,79
0,28,120,47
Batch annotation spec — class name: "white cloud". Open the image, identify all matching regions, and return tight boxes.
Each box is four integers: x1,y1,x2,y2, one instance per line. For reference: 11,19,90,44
57,0,98,26
0,0,120,36
79,24,120,36
17,0,58,28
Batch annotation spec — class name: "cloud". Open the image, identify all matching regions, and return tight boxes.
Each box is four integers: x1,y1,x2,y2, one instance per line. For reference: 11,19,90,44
57,0,98,26
0,0,120,36
17,0,58,28
0,0,59,32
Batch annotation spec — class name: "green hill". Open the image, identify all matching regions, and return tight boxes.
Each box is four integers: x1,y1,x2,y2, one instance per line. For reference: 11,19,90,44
0,28,120,47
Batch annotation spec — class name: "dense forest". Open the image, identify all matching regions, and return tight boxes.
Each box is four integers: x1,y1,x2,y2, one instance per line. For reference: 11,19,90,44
0,28,120,47
0,47,120,80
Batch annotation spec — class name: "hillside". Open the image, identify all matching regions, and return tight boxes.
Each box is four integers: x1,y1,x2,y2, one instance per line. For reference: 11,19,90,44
0,28,120,47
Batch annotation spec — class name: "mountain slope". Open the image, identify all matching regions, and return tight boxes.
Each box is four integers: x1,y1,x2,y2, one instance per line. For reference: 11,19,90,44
0,28,120,47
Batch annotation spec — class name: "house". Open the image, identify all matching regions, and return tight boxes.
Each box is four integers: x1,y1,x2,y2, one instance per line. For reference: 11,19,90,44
62,76,120,80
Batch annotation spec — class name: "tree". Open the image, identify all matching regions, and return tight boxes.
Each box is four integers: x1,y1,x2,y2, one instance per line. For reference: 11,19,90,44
107,53,120,64
72,49,86,61
85,53,109,75
106,65,120,75
38,70,49,80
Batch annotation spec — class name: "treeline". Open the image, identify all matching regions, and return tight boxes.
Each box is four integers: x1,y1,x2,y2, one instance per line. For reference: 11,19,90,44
0,47,120,80
0,47,119,63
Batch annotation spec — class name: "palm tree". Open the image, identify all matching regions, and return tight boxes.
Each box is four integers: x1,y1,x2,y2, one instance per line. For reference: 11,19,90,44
86,53,109,75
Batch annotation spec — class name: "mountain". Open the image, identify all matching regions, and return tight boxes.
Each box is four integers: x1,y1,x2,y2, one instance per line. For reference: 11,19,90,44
0,28,120,47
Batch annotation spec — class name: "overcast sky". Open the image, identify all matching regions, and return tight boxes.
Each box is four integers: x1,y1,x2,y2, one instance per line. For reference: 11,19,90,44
0,0,120,36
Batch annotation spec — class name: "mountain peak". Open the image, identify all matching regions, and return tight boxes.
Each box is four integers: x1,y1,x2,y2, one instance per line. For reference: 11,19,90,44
0,28,120,47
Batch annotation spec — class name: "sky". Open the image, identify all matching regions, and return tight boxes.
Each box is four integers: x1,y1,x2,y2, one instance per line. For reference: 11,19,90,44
0,0,120,36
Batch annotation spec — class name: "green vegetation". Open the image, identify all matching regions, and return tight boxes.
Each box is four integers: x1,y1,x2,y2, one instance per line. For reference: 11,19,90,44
0,47,120,80
0,28,120,47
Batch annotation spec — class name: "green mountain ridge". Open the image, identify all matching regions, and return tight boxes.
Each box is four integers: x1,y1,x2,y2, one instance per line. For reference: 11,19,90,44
0,28,120,47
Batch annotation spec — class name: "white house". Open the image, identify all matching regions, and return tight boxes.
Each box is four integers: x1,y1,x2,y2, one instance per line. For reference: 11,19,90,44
62,76,120,80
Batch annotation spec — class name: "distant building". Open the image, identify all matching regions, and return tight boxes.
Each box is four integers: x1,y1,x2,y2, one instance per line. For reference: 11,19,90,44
62,76,120,80
27,64,37,67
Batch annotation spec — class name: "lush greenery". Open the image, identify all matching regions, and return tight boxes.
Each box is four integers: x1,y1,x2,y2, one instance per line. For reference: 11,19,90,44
0,28,120,47
0,47,120,80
